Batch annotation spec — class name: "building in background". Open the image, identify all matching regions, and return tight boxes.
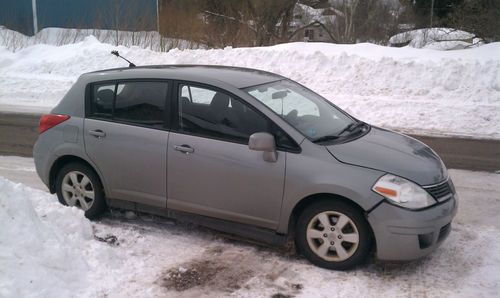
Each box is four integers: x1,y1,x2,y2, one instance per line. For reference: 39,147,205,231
0,0,158,36
288,4,341,42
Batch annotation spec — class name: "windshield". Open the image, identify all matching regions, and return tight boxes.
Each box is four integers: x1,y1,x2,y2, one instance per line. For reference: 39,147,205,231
244,80,356,141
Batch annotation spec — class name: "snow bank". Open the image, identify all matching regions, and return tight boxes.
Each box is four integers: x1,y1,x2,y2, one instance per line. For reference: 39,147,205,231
0,27,203,52
0,33,499,138
0,177,95,297
0,175,209,297
389,28,481,50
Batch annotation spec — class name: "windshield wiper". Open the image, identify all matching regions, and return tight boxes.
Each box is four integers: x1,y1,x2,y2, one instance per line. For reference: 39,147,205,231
312,135,340,143
338,121,365,136
313,122,366,144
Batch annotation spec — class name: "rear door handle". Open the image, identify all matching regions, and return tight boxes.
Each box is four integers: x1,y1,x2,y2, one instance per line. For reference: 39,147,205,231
89,129,106,138
174,144,194,154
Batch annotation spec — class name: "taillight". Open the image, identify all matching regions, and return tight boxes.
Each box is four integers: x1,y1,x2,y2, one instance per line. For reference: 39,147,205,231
39,114,70,134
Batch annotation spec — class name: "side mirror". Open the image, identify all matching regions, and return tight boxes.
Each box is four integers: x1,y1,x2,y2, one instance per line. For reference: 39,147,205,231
249,132,278,162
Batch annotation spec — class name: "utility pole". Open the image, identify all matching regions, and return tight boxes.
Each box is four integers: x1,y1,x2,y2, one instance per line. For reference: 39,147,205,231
32,0,38,34
430,0,435,27
156,0,160,33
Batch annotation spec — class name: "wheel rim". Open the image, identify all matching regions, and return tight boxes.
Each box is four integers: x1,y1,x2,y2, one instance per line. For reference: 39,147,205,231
61,171,95,211
306,211,359,262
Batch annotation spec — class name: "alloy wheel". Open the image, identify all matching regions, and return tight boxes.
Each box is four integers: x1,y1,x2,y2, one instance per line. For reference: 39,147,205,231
61,170,95,211
306,211,360,262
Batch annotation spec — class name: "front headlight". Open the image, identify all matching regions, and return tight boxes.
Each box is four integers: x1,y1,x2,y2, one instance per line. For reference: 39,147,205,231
372,174,436,209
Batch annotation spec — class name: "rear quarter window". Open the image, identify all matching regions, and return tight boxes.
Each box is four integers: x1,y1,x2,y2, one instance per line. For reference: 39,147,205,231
91,84,115,118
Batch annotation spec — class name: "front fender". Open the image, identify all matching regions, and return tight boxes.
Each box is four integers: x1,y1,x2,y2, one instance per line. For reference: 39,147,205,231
277,145,384,234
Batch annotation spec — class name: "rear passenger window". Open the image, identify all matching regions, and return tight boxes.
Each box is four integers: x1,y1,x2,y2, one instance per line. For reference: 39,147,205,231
114,82,167,128
90,81,168,129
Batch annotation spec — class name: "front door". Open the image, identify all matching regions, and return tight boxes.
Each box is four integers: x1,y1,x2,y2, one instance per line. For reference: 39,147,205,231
84,81,170,207
167,83,286,229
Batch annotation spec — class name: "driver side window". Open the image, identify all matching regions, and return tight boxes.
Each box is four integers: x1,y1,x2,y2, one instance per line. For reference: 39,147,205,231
177,84,268,143
180,85,215,105
176,84,299,151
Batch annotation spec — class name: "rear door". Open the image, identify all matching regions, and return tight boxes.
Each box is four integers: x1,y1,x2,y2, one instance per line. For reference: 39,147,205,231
84,80,170,207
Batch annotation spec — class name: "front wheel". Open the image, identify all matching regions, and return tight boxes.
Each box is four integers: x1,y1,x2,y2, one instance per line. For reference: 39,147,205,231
295,200,372,270
55,162,106,219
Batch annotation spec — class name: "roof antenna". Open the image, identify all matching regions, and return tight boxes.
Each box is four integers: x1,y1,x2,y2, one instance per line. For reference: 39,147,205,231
111,50,136,67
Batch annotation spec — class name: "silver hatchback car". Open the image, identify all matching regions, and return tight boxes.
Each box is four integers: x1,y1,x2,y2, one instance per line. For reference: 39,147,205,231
33,65,457,270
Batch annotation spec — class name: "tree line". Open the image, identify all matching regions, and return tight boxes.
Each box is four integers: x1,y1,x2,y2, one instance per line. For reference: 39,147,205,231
158,0,499,47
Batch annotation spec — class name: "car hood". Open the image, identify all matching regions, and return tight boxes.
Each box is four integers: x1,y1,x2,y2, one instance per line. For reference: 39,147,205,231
326,127,447,186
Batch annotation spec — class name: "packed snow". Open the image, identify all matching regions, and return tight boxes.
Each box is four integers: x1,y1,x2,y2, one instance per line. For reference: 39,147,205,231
0,177,96,297
0,156,499,297
389,28,481,50
0,29,499,138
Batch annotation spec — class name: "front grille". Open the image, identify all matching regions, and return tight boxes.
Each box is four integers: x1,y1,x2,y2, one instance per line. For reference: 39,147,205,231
424,180,452,200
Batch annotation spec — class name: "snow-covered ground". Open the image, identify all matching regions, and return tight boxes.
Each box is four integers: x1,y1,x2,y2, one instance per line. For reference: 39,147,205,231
0,30,499,138
0,155,499,297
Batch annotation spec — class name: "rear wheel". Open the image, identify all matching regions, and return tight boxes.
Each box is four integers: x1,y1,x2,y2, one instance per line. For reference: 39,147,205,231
295,200,372,270
56,163,106,219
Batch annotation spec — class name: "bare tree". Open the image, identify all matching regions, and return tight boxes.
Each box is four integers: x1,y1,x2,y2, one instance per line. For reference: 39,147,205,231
446,0,500,42
246,0,296,45
326,0,400,44
200,0,296,47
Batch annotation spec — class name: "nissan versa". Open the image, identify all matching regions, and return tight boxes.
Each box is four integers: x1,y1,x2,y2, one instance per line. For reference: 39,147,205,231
33,64,457,270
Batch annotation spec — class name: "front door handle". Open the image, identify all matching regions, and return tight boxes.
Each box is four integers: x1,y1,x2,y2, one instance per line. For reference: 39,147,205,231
89,129,106,138
174,144,194,154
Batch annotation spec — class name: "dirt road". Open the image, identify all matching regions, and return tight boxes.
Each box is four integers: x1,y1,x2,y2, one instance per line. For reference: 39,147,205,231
1,111,499,171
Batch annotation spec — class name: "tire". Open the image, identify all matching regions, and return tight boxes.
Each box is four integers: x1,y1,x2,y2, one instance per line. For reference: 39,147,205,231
295,200,372,270
55,162,106,219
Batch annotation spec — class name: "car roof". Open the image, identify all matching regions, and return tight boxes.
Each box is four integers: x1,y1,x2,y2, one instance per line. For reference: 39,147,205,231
84,65,284,89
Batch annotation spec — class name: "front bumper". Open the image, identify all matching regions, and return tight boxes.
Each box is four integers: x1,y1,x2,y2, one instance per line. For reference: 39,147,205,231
367,196,458,261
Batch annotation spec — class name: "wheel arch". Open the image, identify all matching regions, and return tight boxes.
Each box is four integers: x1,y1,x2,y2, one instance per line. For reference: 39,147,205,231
286,193,374,239
48,155,105,194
